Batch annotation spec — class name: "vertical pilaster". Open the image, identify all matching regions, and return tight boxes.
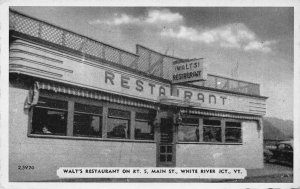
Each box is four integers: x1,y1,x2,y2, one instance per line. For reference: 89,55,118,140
221,119,226,143
130,111,136,139
66,100,74,136
198,118,203,142
258,118,263,138
27,107,33,135
154,112,160,142
102,107,108,138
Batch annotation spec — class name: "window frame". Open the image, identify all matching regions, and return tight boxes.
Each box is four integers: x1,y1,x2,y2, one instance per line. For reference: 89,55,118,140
225,121,243,143
135,112,155,141
134,120,154,140
29,92,246,145
177,116,244,145
202,118,222,143
107,116,131,139
107,108,131,140
73,102,103,138
30,96,69,136
28,92,155,143
177,117,200,142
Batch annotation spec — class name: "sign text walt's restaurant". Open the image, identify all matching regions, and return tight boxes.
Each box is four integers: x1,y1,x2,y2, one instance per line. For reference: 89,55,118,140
9,10,267,181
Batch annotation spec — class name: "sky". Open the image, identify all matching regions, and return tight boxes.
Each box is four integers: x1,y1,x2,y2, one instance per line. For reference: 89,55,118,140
11,6,294,120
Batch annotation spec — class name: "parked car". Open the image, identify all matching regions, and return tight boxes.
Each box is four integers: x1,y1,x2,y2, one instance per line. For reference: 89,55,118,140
263,147,273,161
264,140,293,166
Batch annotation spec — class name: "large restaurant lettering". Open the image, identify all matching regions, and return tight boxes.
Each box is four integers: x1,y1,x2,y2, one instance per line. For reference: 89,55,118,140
104,70,227,106
104,71,167,97
182,90,227,105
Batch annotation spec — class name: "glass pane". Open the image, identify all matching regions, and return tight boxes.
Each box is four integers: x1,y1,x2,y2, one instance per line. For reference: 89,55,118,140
108,109,130,119
135,121,154,140
225,128,241,143
203,126,221,142
73,113,102,137
136,112,150,121
32,107,67,135
178,125,199,142
160,155,166,162
37,97,67,110
75,103,102,115
107,118,129,139
167,155,172,162
160,146,166,153
203,119,221,126
226,122,241,128
182,118,199,125
167,146,172,153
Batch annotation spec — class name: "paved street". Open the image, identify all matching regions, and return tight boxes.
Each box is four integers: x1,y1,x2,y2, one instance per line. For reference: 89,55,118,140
248,162,293,177
221,162,293,183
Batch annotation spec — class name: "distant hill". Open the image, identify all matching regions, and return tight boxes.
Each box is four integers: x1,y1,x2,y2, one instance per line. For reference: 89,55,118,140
263,117,293,140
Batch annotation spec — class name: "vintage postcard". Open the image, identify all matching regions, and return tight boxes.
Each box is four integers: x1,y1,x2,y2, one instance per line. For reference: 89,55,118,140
0,0,299,189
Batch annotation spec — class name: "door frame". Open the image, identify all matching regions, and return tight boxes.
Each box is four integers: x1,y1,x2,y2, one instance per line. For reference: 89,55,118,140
156,117,176,167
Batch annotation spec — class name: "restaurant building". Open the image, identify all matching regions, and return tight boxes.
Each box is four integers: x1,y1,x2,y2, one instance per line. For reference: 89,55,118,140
9,9,267,181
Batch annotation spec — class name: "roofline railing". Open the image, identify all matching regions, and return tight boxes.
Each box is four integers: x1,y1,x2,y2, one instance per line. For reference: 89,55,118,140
9,9,262,96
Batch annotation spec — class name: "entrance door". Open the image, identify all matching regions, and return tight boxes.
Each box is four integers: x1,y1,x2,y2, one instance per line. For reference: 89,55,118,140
157,118,175,167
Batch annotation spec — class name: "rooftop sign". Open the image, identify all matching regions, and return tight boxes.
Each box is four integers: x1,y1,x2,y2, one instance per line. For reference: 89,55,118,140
172,58,207,84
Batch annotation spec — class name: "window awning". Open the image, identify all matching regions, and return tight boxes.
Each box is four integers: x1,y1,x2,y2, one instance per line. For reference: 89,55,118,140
158,95,202,107
35,81,261,120
158,96,262,120
37,81,157,109
181,109,261,120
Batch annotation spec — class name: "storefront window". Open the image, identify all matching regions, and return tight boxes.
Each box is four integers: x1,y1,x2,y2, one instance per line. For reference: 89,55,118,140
135,112,154,140
31,97,68,135
225,122,242,143
135,121,154,140
107,109,130,139
203,119,221,142
31,96,244,144
73,103,102,138
178,118,199,142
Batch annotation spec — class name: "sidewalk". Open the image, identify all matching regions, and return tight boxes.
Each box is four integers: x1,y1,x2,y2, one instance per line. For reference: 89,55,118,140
246,162,293,178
